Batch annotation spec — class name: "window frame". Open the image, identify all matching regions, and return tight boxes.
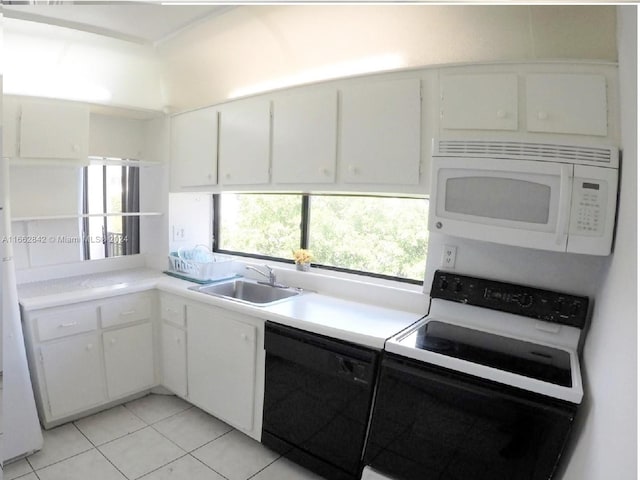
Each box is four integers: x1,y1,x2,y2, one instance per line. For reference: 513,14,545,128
212,193,426,285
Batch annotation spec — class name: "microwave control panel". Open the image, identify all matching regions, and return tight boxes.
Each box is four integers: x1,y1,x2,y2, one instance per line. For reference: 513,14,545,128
570,178,607,236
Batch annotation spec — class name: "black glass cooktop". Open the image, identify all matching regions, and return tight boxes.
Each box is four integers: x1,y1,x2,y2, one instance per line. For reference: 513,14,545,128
411,321,572,387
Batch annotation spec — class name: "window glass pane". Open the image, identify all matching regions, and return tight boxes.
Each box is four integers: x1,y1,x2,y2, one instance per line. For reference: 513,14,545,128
106,165,123,214
83,165,140,261
218,193,302,258
86,165,104,214
308,196,429,281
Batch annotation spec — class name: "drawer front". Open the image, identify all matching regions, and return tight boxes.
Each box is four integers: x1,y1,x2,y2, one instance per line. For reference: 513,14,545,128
101,294,152,328
36,305,99,342
160,295,186,327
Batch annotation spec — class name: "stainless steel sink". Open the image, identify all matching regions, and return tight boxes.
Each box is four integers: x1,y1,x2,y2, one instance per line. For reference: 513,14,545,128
188,279,303,306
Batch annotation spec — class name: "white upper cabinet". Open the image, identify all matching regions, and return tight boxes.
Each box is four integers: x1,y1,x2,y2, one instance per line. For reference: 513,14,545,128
219,97,271,186
272,90,337,184
170,107,218,189
89,114,145,160
525,73,608,136
440,74,518,131
339,78,421,185
20,100,89,160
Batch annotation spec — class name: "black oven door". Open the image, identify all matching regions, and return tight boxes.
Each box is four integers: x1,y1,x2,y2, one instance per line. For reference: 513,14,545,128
364,353,577,480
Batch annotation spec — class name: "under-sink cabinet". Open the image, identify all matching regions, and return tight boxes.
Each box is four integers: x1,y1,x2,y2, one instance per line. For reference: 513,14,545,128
186,302,264,438
22,292,156,428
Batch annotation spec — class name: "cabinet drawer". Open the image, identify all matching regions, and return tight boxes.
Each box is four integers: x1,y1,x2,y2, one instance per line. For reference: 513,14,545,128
160,295,186,327
101,294,152,328
36,305,99,342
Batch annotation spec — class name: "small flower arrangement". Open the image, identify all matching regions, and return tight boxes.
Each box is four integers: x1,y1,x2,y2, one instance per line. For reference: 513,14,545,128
292,248,313,265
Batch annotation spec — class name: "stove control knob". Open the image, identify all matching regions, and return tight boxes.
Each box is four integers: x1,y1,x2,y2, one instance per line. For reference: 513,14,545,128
454,282,462,293
518,294,534,308
439,279,448,290
569,303,581,316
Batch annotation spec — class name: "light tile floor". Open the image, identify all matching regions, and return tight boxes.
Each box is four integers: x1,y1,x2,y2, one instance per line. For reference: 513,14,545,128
4,393,325,480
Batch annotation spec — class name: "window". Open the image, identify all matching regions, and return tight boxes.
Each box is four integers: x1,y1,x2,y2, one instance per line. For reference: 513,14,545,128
214,193,429,283
83,164,140,260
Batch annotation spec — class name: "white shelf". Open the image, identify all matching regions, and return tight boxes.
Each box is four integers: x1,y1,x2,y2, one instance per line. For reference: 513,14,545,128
6,157,164,168
12,212,163,222
88,157,163,168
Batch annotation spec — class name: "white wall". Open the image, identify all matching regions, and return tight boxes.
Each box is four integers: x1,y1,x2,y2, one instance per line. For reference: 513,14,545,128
168,193,213,254
3,17,165,111
158,5,617,111
561,7,637,480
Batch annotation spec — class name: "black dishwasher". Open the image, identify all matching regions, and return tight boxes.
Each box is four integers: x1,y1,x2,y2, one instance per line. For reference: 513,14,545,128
262,321,379,480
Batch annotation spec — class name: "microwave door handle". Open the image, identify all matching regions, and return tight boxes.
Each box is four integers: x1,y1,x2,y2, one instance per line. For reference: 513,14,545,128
555,164,573,246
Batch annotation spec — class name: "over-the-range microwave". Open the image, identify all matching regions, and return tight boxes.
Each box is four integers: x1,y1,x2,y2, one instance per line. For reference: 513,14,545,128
429,138,619,255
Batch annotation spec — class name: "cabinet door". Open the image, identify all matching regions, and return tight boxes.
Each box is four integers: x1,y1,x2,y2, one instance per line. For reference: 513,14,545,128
219,98,271,185
339,78,421,185
170,107,218,189
272,90,337,184
20,101,89,160
40,333,106,418
526,74,608,136
440,73,518,131
161,322,187,397
187,304,257,431
103,323,155,399
89,114,145,160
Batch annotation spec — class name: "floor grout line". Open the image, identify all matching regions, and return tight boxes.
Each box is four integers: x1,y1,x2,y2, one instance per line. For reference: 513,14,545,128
72,421,132,480
189,452,232,480
24,424,94,473
132,452,190,480
121,395,195,427
246,454,283,480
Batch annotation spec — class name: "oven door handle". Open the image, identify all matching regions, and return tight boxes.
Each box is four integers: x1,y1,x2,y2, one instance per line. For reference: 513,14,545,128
384,357,575,416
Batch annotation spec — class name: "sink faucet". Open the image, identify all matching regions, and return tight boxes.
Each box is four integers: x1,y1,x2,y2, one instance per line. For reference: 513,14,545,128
246,265,280,287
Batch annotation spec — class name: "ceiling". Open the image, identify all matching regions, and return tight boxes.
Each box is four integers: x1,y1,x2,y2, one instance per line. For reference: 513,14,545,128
2,3,235,44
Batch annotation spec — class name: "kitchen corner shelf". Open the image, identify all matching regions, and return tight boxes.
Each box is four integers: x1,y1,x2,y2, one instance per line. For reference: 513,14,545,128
12,212,164,222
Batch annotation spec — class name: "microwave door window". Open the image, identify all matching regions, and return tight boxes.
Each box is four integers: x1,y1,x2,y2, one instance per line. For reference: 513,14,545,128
444,176,552,225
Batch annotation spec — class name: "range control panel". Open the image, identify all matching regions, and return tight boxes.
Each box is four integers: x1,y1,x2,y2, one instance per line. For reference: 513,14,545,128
430,270,589,329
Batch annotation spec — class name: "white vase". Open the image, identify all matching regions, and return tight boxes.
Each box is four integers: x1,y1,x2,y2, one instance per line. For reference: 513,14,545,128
296,262,311,272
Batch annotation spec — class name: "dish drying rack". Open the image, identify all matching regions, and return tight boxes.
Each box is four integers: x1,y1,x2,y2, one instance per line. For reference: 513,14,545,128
167,246,236,282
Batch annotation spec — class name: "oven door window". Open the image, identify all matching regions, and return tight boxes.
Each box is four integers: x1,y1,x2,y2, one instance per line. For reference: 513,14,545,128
364,354,576,480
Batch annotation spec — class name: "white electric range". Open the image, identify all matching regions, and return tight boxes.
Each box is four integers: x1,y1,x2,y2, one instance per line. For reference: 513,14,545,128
362,270,588,480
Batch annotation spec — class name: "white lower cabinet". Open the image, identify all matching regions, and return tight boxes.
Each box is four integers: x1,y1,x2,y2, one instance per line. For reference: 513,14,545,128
40,333,106,418
23,292,157,427
23,290,265,435
103,323,155,399
187,303,258,432
161,322,187,397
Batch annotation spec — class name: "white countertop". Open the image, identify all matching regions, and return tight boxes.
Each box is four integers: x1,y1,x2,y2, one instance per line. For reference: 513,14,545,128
18,268,426,349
